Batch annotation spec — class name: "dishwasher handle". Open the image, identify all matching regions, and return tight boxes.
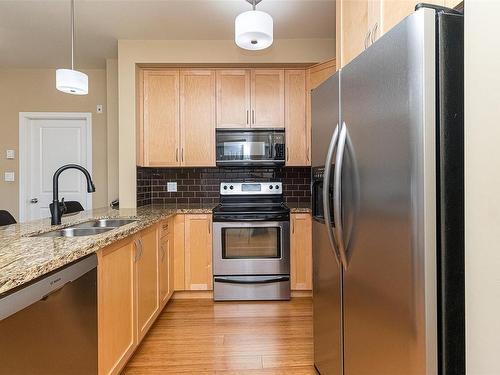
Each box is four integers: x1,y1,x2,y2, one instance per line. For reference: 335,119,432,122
0,254,97,321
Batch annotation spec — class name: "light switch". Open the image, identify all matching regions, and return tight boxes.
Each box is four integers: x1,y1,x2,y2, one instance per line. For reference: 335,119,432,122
4,172,15,182
6,150,15,159
167,182,177,192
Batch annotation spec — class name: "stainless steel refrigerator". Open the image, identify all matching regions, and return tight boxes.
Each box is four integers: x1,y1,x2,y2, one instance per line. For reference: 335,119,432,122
312,6,464,375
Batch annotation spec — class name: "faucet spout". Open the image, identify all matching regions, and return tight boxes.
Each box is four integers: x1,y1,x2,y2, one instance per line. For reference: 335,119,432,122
51,164,96,225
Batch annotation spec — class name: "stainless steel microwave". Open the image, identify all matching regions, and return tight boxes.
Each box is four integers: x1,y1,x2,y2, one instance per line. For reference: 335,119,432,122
216,129,285,166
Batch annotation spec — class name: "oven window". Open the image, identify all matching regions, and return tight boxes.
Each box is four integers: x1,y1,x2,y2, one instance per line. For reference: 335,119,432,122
222,227,281,259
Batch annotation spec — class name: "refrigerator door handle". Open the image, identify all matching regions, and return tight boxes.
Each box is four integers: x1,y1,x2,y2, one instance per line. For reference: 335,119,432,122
323,123,342,264
334,121,349,269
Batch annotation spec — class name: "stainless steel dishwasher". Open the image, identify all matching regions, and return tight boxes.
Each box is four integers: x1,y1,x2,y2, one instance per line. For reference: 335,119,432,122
0,254,97,374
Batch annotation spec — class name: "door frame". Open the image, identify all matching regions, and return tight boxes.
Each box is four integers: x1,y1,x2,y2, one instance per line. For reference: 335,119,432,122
19,112,93,222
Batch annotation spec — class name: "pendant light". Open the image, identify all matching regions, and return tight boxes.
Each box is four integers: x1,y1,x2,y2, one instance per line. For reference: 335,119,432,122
56,0,88,95
235,0,273,51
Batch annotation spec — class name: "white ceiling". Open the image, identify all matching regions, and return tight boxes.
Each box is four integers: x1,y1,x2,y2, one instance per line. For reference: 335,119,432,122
0,0,335,69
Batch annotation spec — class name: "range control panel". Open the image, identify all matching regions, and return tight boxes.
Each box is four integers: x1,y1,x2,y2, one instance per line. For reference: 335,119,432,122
220,182,283,195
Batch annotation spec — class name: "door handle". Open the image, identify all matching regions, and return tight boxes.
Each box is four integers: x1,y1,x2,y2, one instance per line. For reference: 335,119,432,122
323,123,341,265
252,109,255,125
208,219,211,234
176,148,179,162
286,147,289,162
334,122,348,269
246,110,249,125
30,198,38,204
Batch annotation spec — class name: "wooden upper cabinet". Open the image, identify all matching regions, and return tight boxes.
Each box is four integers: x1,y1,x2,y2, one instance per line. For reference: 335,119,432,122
337,0,369,68
135,226,159,341
216,70,251,128
184,214,213,291
142,70,180,166
98,239,136,375
251,69,285,128
285,70,309,166
180,70,216,166
290,213,313,291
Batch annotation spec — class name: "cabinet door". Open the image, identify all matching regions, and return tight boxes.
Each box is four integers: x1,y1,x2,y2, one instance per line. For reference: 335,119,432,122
98,239,136,375
180,70,216,166
143,70,180,166
136,226,159,340
251,69,285,128
382,0,444,36
173,214,186,291
290,214,313,290
337,0,369,67
216,70,251,128
285,70,309,166
159,220,172,307
184,214,213,291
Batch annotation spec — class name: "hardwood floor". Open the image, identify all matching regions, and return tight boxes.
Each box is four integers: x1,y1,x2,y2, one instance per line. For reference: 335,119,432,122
123,298,317,374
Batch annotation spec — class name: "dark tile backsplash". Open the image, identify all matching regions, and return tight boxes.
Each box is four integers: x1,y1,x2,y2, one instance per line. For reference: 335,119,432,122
137,166,311,207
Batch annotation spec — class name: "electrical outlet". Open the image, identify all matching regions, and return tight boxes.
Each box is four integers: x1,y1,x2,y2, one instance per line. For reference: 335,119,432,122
96,104,103,114
6,150,15,159
4,172,15,182
167,182,177,192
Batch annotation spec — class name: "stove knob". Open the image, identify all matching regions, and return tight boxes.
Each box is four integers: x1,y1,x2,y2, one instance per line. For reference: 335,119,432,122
223,185,228,190
269,185,273,189
275,185,280,190
229,185,234,190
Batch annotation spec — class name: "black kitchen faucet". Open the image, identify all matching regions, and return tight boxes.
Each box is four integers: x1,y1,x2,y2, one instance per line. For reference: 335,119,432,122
50,164,95,225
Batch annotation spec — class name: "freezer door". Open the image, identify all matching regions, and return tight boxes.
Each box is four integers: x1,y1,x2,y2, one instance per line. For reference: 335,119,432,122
339,8,437,375
313,220,342,375
311,72,343,375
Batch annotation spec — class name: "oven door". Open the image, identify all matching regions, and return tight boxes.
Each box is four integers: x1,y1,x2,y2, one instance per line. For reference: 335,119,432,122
213,221,290,276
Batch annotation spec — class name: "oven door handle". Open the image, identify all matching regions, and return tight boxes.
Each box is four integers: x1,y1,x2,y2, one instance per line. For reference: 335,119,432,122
214,276,290,284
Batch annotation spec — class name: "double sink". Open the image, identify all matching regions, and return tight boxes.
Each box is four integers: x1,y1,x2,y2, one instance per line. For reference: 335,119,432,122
34,219,137,238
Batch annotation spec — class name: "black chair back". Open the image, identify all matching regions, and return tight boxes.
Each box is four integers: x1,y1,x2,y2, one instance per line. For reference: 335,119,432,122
49,201,85,217
0,210,17,226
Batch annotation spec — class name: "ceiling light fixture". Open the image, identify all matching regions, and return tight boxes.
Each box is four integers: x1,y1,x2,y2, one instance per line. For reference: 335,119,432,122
235,0,273,51
56,0,88,95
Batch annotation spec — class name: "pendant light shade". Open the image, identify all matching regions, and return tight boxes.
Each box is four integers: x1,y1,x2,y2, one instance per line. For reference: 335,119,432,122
56,68,88,95
56,0,88,95
235,3,273,51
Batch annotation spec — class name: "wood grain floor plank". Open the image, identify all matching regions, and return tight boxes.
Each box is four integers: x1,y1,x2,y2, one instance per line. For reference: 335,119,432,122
123,298,316,374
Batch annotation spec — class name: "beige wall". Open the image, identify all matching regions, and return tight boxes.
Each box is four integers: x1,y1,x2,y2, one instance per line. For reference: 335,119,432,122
465,0,500,373
106,59,119,204
0,68,108,220
118,38,336,208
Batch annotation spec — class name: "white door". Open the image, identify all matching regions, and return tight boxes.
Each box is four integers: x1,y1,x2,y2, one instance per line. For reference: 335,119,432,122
19,113,92,222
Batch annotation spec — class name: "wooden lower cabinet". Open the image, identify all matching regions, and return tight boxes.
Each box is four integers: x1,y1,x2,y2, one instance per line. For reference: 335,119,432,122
135,225,160,341
159,218,174,307
97,238,137,375
184,214,213,291
290,213,313,291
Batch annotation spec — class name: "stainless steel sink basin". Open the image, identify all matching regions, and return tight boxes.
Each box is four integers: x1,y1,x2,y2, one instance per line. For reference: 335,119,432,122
33,227,113,238
71,219,137,229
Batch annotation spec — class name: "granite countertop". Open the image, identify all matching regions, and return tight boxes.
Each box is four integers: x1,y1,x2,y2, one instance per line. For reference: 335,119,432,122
287,202,312,214
0,204,214,295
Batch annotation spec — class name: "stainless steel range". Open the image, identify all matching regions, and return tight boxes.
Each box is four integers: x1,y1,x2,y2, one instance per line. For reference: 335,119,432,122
212,182,291,301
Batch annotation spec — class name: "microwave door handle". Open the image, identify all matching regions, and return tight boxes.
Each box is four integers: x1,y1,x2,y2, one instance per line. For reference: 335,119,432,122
323,123,342,265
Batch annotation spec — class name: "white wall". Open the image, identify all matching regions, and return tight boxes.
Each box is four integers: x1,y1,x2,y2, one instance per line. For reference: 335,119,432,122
118,38,335,208
465,0,500,373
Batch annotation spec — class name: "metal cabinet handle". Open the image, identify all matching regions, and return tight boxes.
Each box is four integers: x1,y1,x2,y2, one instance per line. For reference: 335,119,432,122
176,148,179,162
30,198,38,204
364,30,369,49
286,147,289,162
208,219,211,234
181,148,184,162
292,217,295,234
246,110,249,125
306,146,310,162
252,109,255,125
371,22,378,45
